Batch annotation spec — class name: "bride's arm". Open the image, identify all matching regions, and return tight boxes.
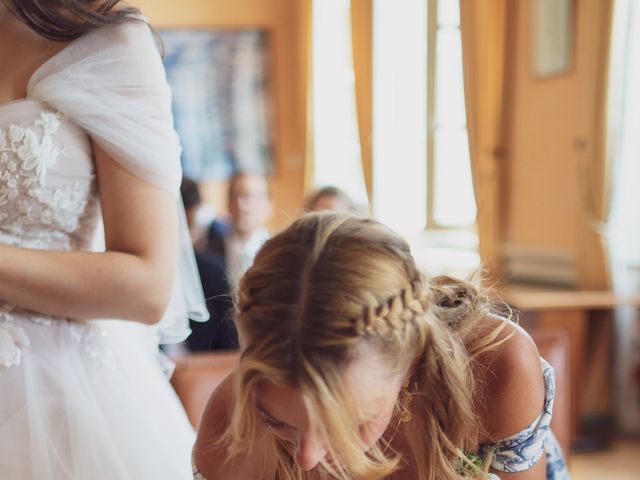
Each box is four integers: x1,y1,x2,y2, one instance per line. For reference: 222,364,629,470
0,142,178,324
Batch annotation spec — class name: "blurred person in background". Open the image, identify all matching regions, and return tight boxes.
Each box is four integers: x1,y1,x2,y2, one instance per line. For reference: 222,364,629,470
181,177,237,351
305,185,363,215
204,172,272,290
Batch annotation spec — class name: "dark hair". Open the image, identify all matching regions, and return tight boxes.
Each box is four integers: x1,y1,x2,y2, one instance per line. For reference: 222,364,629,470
304,185,357,212
3,0,142,41
180,177,201,211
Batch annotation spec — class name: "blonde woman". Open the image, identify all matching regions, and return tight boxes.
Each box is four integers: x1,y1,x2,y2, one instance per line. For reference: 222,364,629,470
193,214,570,480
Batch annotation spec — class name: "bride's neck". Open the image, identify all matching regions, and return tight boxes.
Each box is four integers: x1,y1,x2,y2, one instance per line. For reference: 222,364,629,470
0,5,69,103
0,8,37,41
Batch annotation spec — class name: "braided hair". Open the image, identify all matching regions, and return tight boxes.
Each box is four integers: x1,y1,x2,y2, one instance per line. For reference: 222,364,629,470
226,213,501,480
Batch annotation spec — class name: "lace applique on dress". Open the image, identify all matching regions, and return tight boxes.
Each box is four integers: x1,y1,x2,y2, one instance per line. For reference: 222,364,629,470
0,321,30,368
0,305,113,370
0,109,107,370
0,112,63,194
0,112,91,242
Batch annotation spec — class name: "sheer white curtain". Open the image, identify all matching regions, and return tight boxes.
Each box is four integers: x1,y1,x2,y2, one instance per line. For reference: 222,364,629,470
312,0,368,207
607,0,640,433
371,0,427,234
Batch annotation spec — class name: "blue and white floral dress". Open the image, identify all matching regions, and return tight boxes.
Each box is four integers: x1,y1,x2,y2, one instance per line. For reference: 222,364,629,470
478,358,571,479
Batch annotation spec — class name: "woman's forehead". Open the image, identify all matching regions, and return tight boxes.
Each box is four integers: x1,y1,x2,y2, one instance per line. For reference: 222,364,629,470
343,346,403,403
255,349,401,422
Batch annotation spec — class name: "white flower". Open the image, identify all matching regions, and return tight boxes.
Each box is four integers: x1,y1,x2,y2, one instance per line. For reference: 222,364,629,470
35,136,56,184
37,135,53,163
9,125,24,143
35,112,61,135
53,187,74,210
7,160,17,172
0,130,6,150
18,130,39,167
0,323,30,368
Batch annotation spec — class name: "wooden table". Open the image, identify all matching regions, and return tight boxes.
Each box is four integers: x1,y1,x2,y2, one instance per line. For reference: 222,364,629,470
498,286,640,446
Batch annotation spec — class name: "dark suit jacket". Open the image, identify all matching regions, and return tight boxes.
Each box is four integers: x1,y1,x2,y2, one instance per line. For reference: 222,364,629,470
186,251,239,351
204,219,231,259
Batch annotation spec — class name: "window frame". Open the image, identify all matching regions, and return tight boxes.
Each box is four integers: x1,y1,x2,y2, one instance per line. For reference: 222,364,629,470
425,0,476,232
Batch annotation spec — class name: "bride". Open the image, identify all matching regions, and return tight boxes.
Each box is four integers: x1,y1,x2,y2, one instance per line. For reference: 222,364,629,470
0,1,207,478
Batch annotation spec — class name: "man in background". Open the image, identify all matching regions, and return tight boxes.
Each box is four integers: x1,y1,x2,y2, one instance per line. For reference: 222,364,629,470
204,172,272,290
180,178,235,351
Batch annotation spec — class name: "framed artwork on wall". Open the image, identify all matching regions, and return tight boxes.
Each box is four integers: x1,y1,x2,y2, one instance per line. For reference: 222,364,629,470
531,0,573,78
161,29,275,181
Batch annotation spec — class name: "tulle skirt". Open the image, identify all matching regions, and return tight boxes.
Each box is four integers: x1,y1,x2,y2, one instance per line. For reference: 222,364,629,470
0,316,195,479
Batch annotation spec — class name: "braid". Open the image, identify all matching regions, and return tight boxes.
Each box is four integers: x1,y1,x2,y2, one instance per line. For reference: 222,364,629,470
225,214,496,480
354,280,429,337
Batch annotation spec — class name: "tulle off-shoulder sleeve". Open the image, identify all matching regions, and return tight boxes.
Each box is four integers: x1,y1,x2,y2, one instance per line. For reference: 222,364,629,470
27,18,180,191
27,18,208,343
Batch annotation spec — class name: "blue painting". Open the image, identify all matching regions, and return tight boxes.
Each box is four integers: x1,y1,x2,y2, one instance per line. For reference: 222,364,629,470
161,29,274,180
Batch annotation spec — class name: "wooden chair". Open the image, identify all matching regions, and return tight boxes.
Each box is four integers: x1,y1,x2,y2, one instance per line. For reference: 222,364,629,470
170,351,239,428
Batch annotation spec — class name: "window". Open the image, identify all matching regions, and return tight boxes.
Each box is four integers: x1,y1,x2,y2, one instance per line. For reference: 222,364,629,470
607,0,640,431
372,0,476,235
311,0,368,207
311,0,478,262
372,0,428,234
428,0,476,229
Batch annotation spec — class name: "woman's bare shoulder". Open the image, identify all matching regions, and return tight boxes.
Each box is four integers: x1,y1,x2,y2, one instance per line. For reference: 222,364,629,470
193,373,276,480
474,314,545,442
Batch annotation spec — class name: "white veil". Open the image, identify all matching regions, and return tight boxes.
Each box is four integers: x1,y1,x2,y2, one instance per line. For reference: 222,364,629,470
28,18,208,343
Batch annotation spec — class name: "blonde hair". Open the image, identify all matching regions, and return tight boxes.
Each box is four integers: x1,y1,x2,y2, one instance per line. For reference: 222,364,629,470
223,213,510,479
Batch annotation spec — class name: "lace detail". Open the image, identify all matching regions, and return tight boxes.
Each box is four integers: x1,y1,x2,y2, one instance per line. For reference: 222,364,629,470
0,111,95,248
0,322,30,368
0,112,63,194
0,106,105,370
0,306,113,370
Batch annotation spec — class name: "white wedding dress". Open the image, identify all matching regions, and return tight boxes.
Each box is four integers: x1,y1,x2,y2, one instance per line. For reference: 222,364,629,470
0,19,206,480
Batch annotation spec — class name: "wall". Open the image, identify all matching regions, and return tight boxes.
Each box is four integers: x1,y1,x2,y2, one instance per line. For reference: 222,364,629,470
132,0,309,228
502,0,611,289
